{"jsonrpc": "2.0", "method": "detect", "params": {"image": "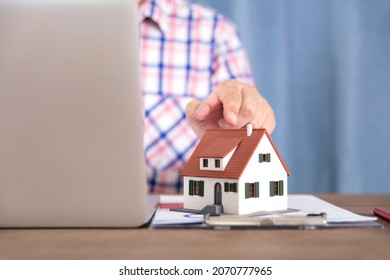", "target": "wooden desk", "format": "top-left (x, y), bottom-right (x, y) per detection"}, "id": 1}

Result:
top-left (0, 194), bottom-right (389, 260)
